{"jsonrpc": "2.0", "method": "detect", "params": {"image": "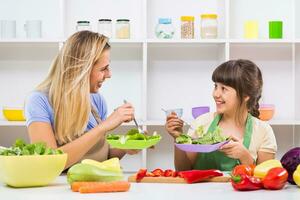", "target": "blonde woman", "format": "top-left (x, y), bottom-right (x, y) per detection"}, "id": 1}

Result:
top-left (25, 31), bottom-right (138, 169)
